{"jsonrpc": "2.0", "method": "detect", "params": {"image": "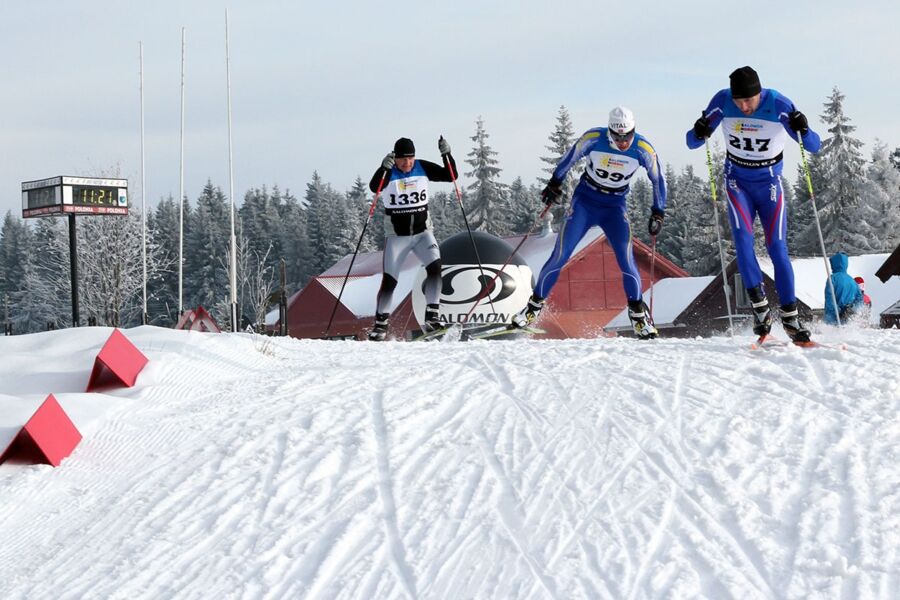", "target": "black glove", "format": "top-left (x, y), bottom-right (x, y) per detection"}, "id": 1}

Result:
top-left (381, 152), bottom-right (395, 171)
top-left (693, 114), bottom-right (713, 140)
top-left (788, 110), bottom-right (808, 135)
top-left (648, 211), bottom-right (664, 236)
top-left (438, 136), bottom-right (451, 156)
top-left (541, 180), bottom-right (563, 206)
